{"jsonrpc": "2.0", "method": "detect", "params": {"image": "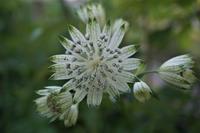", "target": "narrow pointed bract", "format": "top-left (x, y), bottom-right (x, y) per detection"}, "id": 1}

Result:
top-left (63, 104), bottom-right (79, 127)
